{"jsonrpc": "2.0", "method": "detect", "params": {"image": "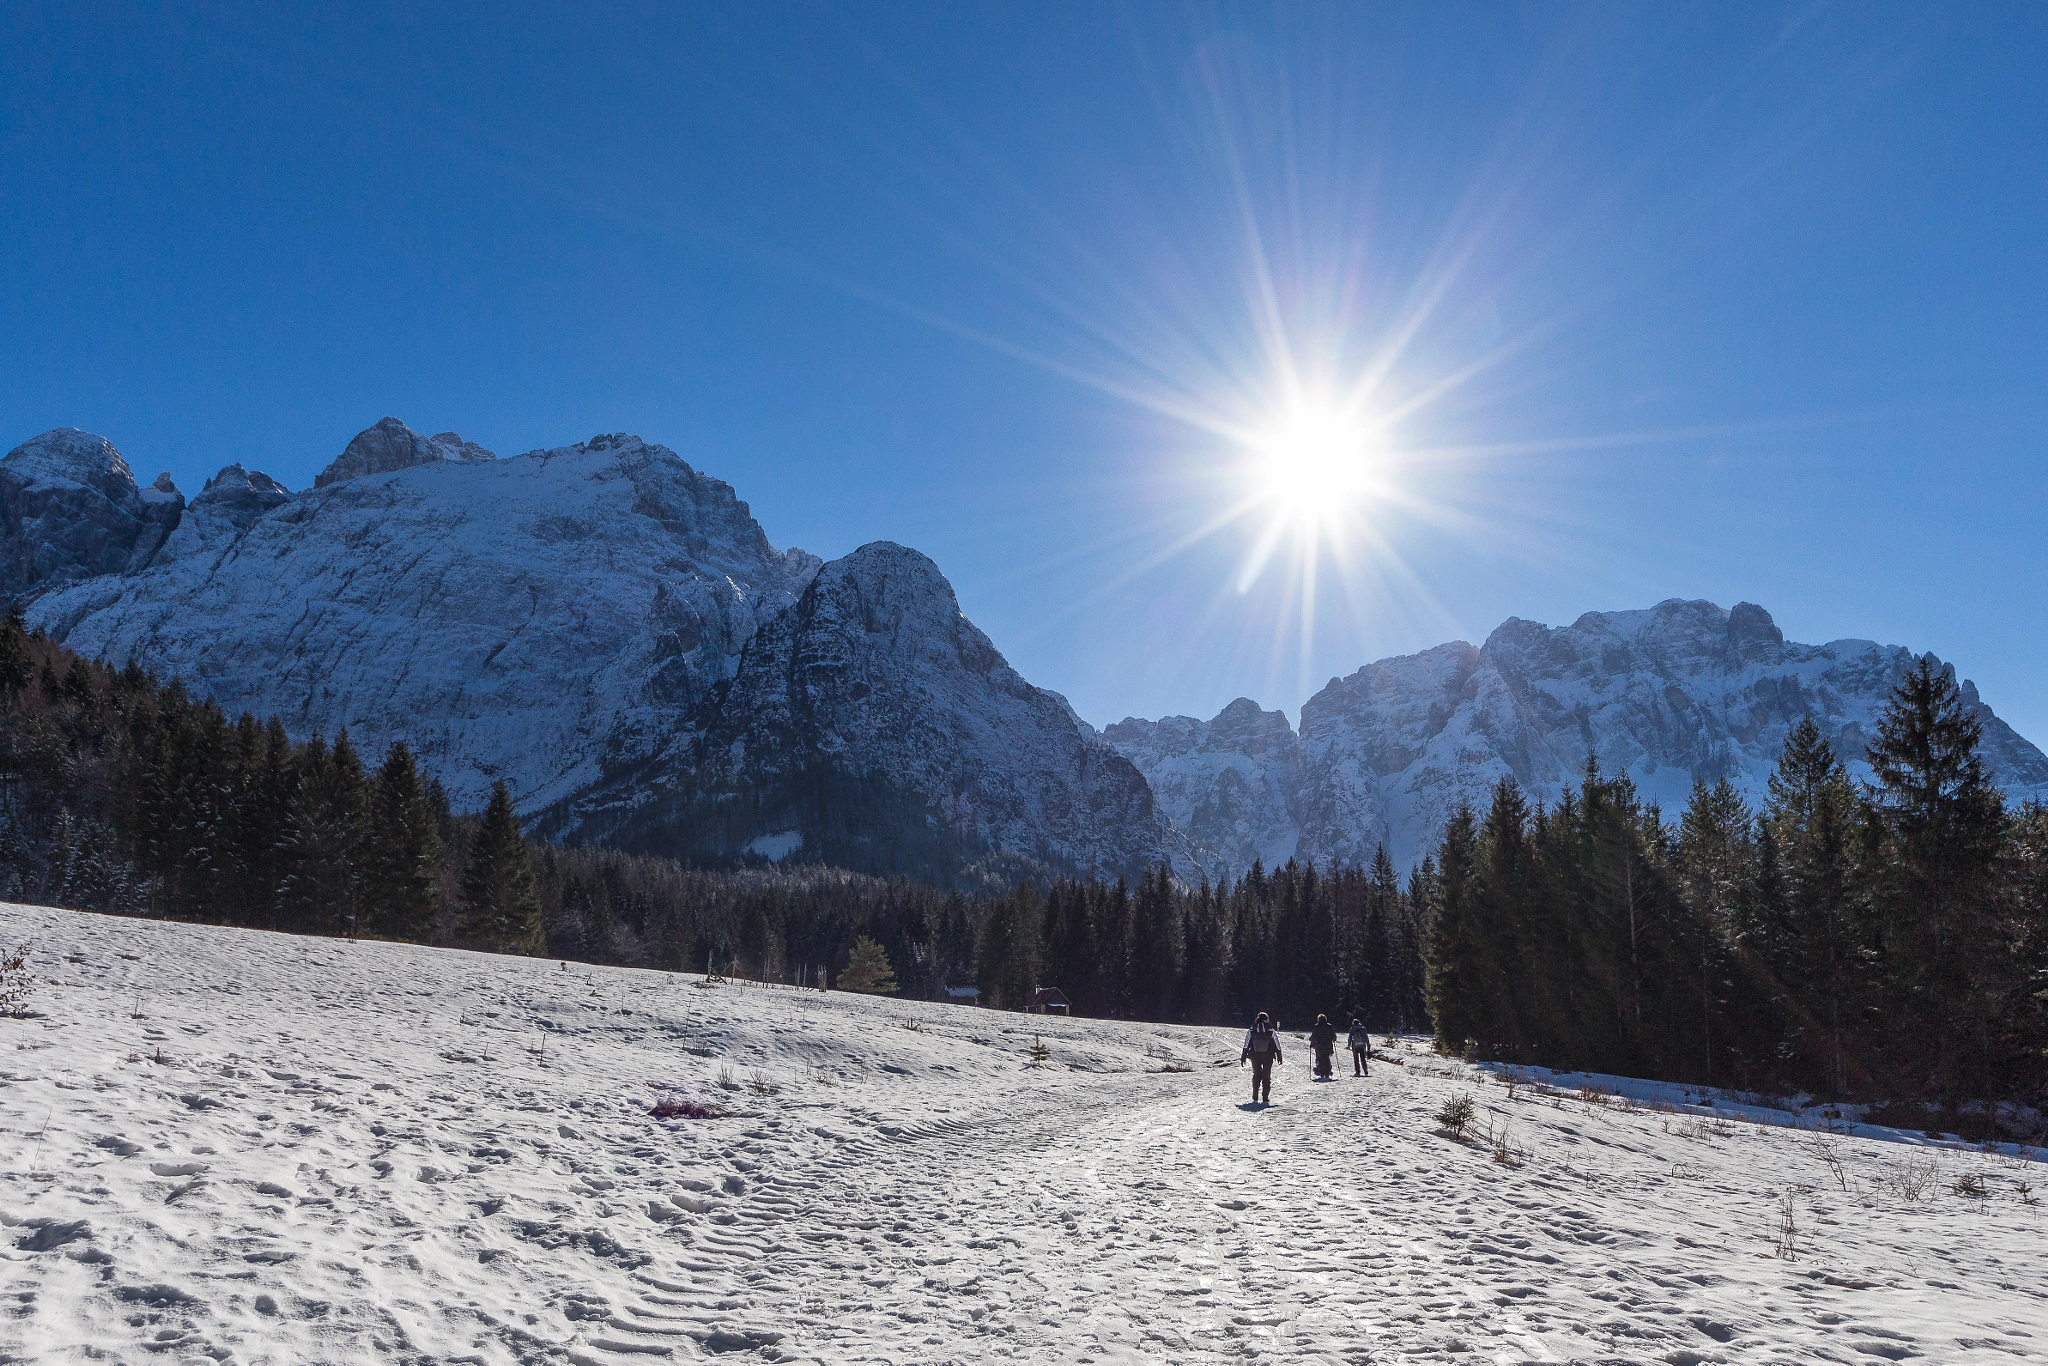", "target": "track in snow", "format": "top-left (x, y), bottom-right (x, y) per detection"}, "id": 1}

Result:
top-left (1, 903), bottom-right (2044, 1364)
